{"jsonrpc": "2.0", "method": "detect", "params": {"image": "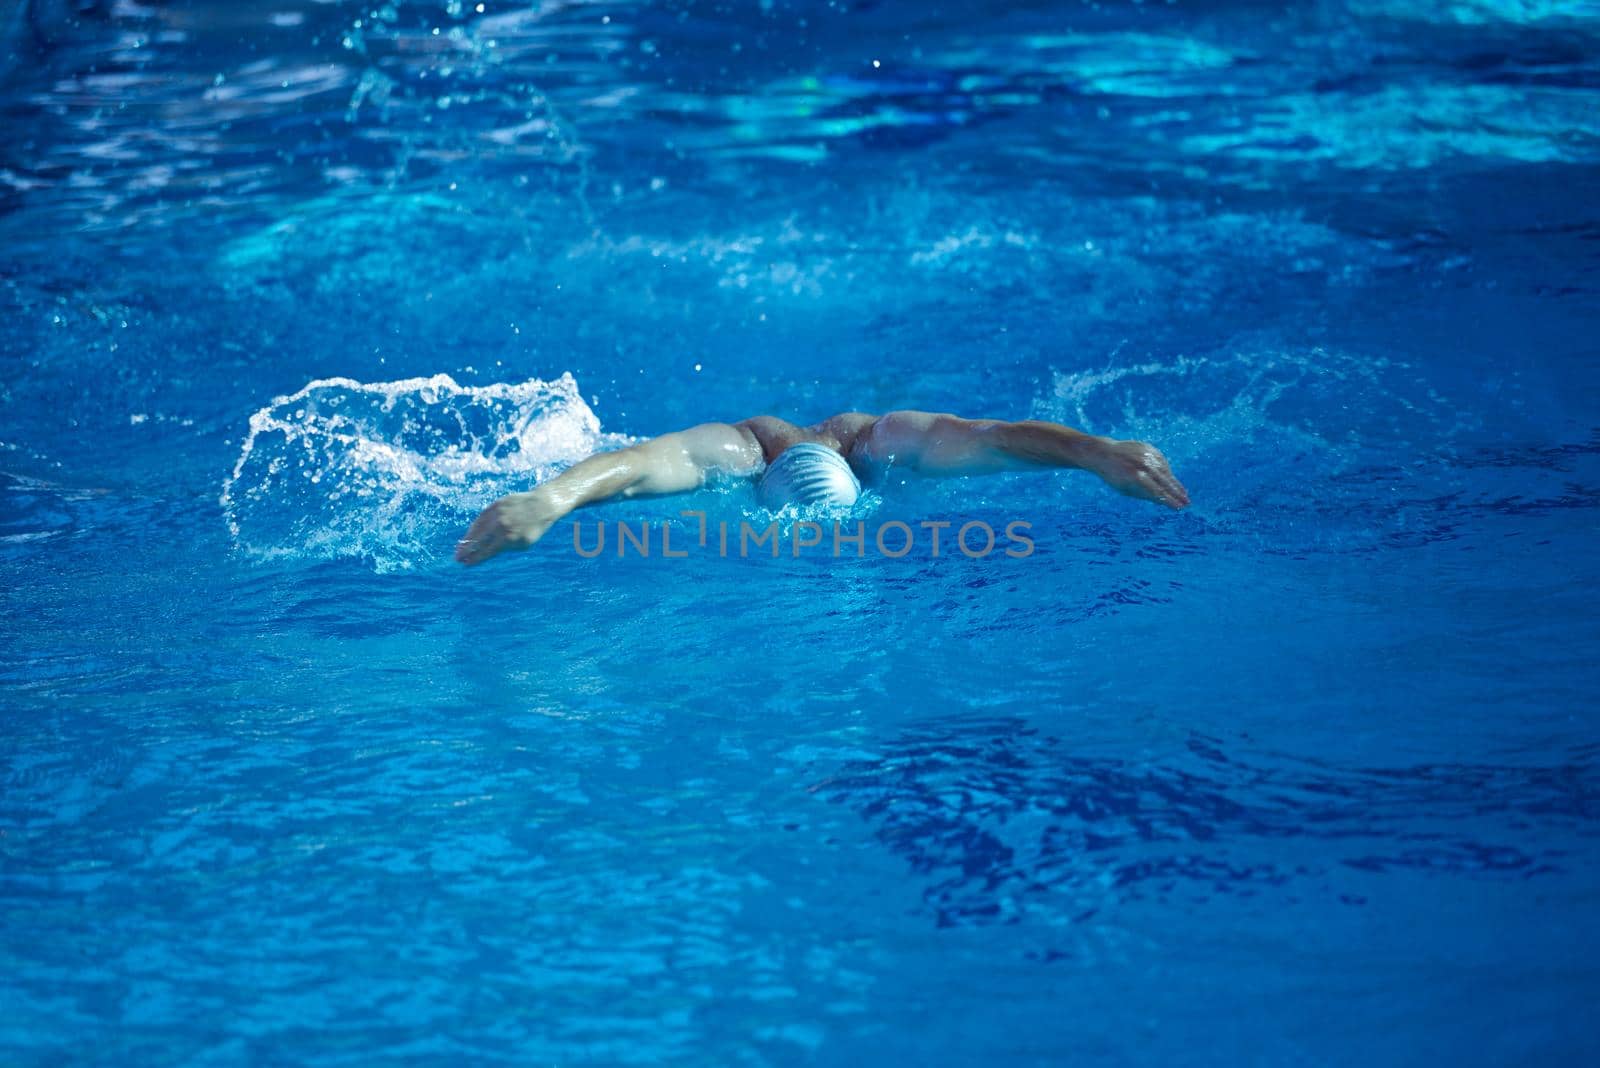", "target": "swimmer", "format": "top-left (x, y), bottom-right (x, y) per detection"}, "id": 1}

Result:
top-left (455, 410), bottom-right (1188, 565)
